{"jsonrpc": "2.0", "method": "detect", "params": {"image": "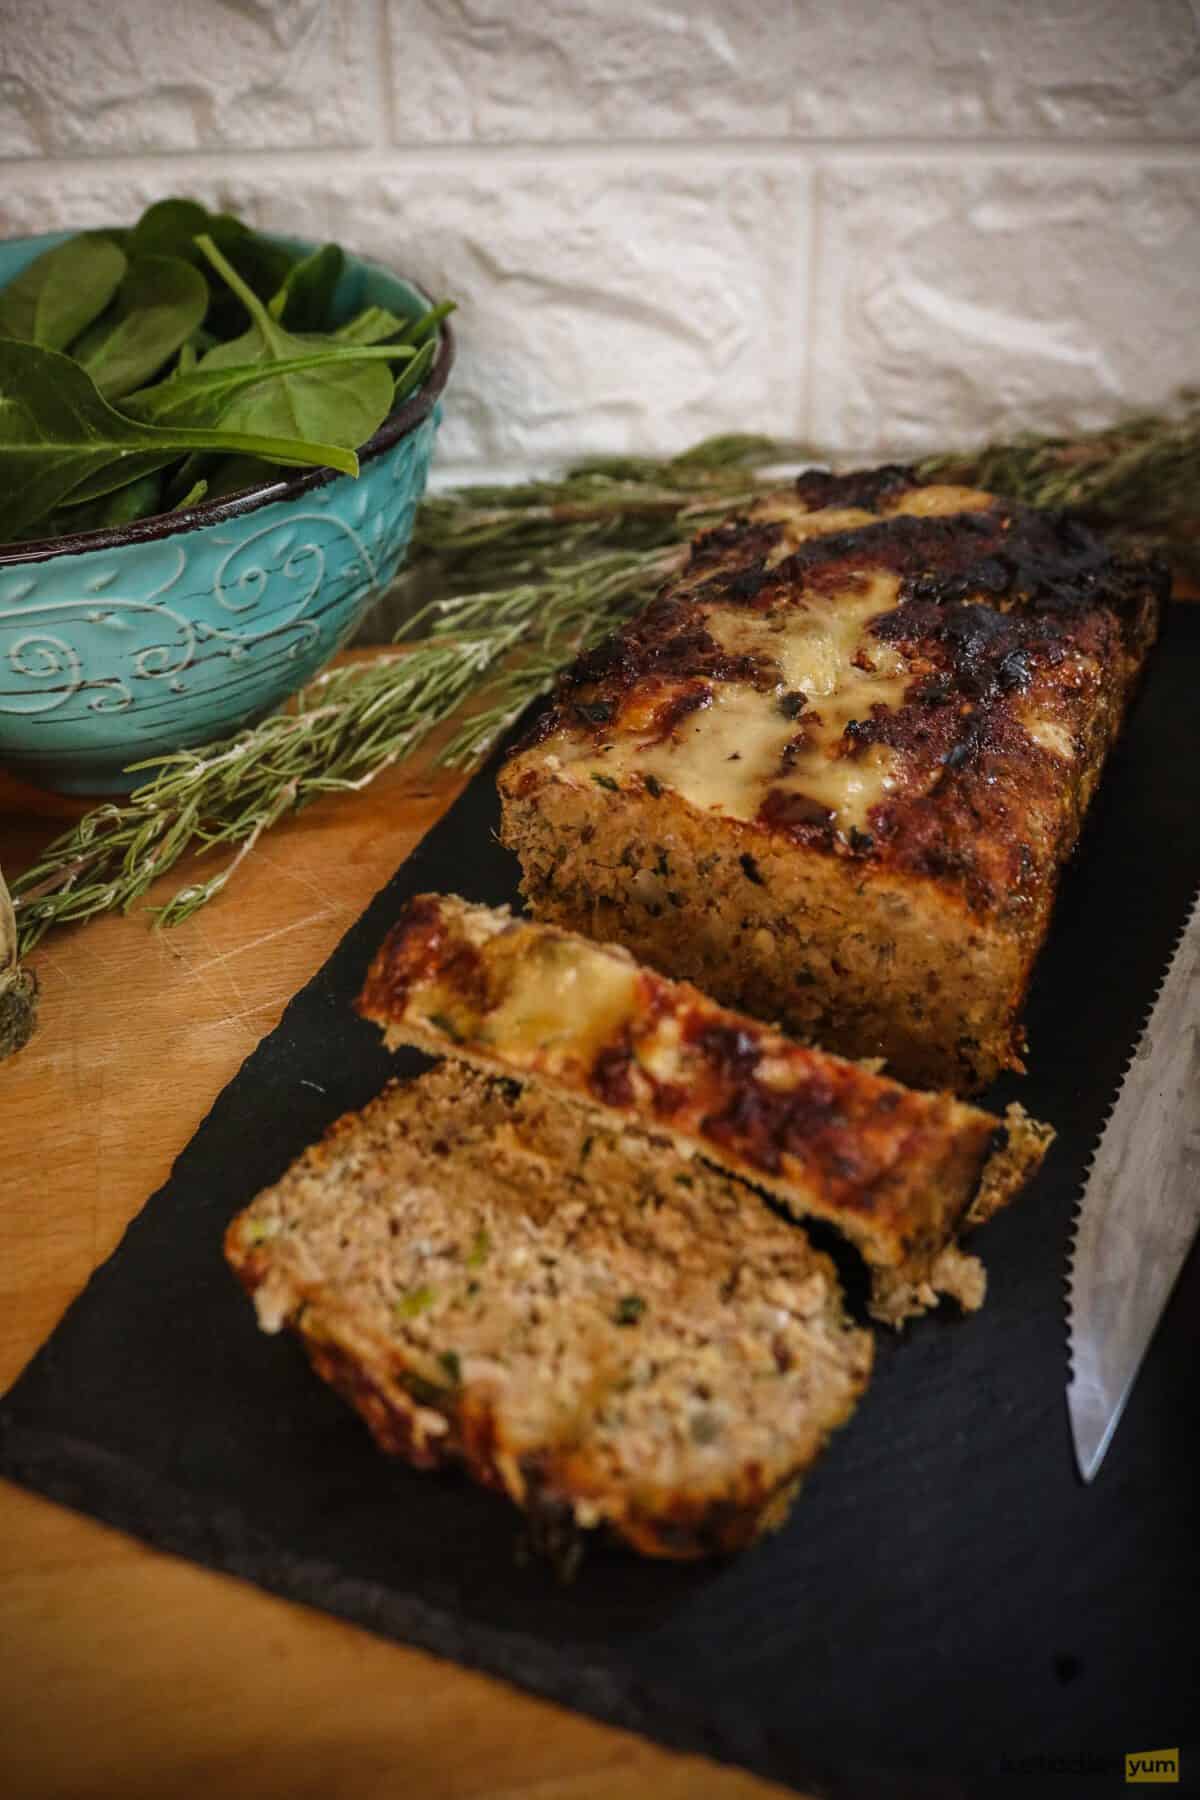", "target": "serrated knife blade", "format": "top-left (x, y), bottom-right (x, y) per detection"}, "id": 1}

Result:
top-left (1067, 888), bottom-right (1200, 1482)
